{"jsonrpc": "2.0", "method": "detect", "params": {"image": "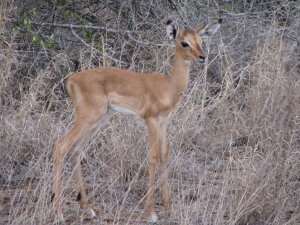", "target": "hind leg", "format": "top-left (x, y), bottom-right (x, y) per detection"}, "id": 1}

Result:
top-left (68, 109), bottom-right (113, 218)
top-left (52, 106), bottom-right (110, 221)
